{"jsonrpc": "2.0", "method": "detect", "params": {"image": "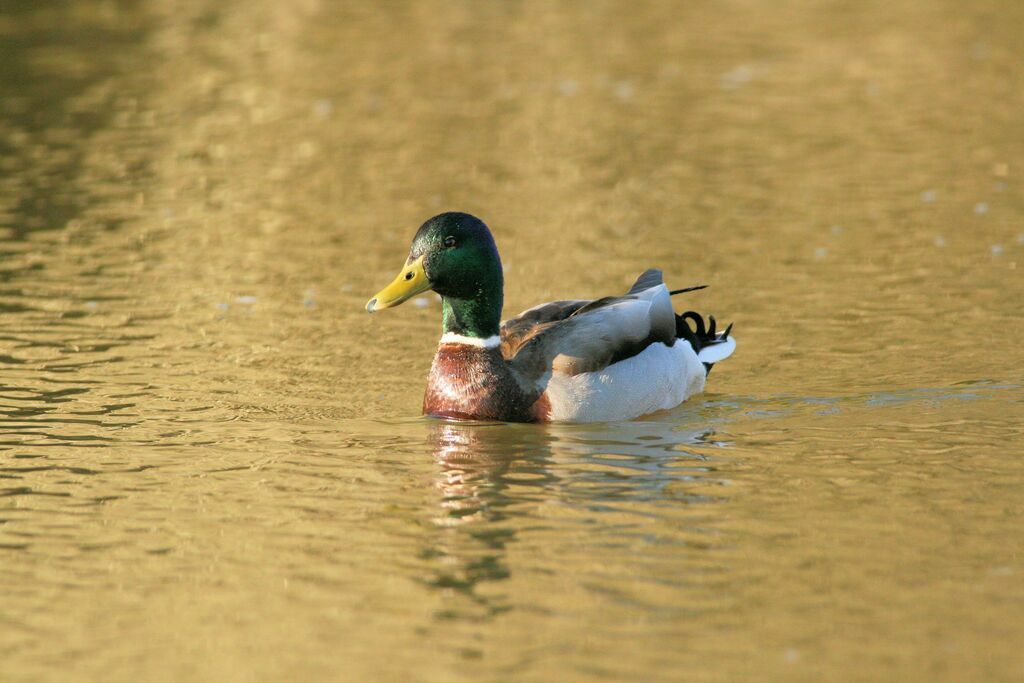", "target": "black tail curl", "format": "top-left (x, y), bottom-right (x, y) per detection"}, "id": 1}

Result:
top-left (676, 311), bottom-right (733, 375)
